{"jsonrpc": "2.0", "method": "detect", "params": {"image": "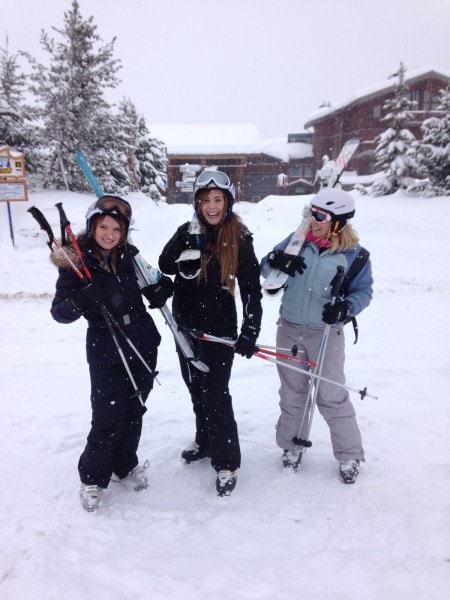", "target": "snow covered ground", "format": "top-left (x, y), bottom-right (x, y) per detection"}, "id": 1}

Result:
top-left (1, 189), bottom-right (449, 599)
